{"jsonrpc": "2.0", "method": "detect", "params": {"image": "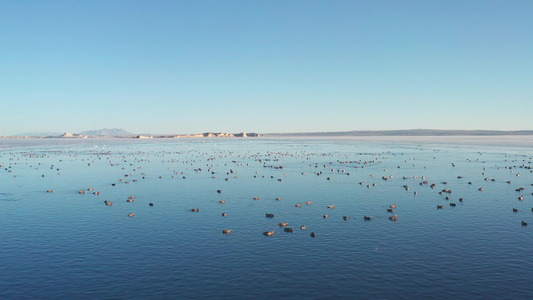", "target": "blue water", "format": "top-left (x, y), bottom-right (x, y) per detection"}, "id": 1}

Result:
top-left (1, 138), bottom-right (532, 299)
